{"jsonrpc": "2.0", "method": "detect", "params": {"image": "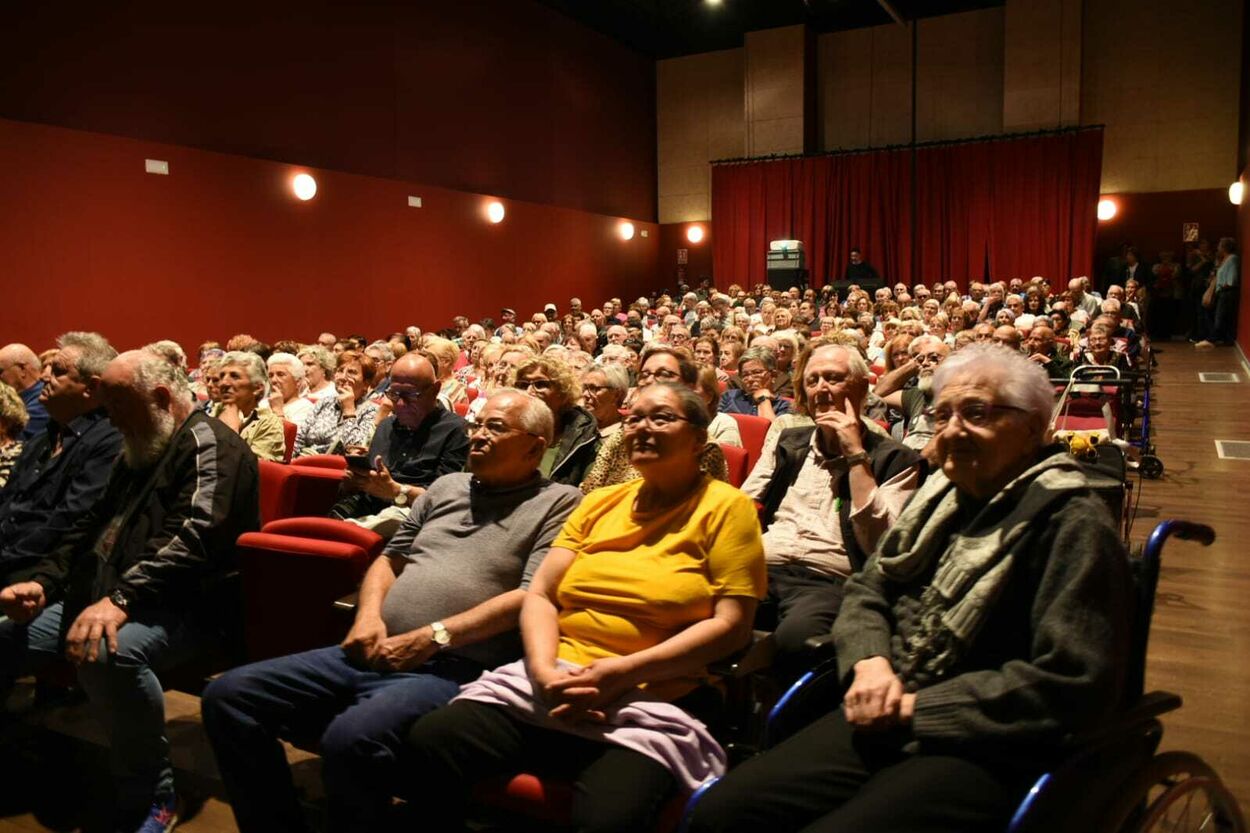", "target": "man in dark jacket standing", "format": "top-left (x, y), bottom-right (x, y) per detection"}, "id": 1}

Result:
top-left (0, 349), bottom-right (260, 833)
